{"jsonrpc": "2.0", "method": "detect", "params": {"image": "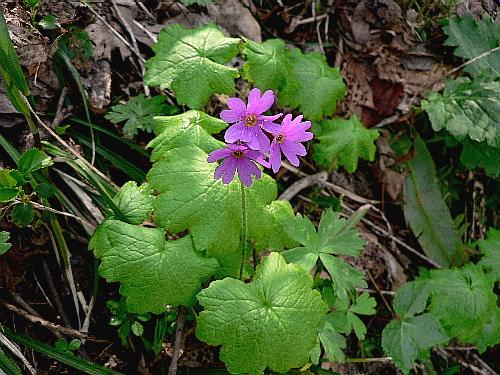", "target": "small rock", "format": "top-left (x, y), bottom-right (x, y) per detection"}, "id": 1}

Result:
top-left (206, 0), bottom-right (261, 41)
